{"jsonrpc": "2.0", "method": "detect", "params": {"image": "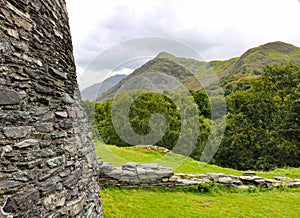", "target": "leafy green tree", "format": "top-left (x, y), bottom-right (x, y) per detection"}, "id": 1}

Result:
top-left (215, 63), bottom-right (300, 170)
top-left (191, 89), bottom-right (211, 118)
